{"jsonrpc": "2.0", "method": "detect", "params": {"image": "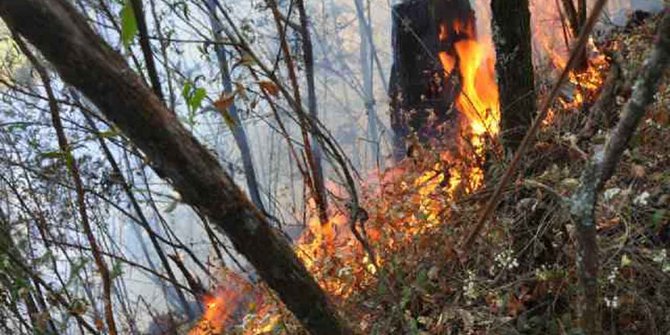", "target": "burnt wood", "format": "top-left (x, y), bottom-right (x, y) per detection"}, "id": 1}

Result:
top-left (389, 0), bottom-right (474, 160)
